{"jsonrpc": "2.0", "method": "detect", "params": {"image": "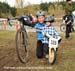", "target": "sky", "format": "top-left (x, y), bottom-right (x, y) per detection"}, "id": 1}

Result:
top-left (0, 0), bottom-right (75, 7)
